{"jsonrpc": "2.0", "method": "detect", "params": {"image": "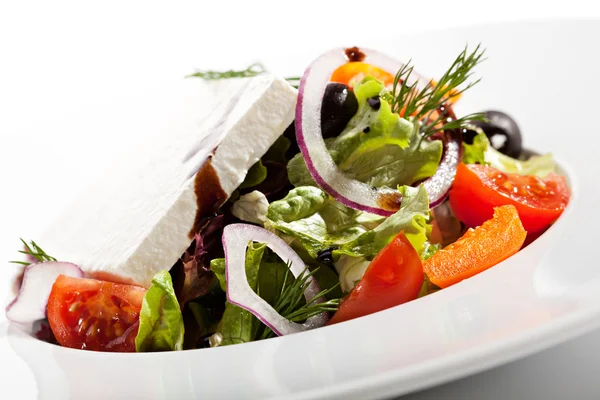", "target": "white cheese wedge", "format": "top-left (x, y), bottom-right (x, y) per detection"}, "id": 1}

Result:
top-left (40, 75), bottom-right (297, 288)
